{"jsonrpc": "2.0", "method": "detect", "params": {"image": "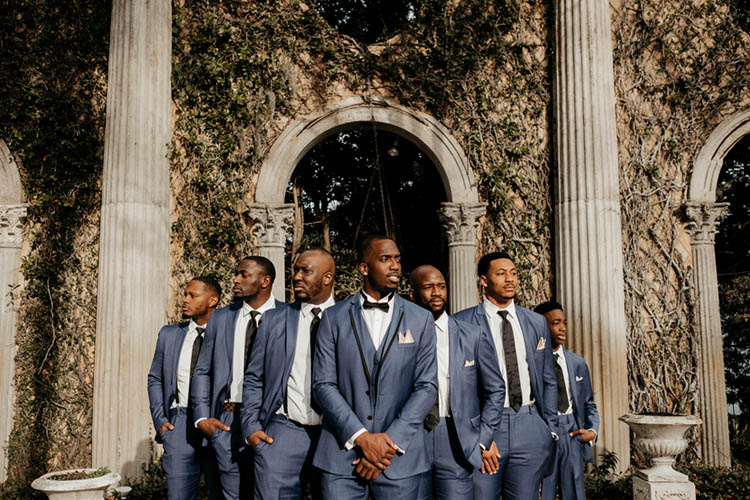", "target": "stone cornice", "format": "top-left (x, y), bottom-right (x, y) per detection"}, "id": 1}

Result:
top-left (247, 203), bottom-right (294, 247)
top-left (684, 202), bottom-right (729, 245)
top-left (439, 202), bottom-right (486, 245)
